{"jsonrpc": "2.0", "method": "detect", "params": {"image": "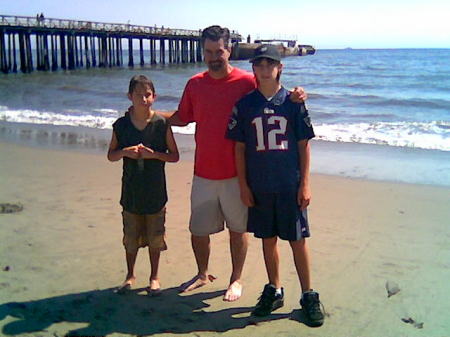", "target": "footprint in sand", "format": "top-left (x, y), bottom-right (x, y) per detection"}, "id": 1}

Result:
top-left (0, 203), bottom-right (24, 214)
